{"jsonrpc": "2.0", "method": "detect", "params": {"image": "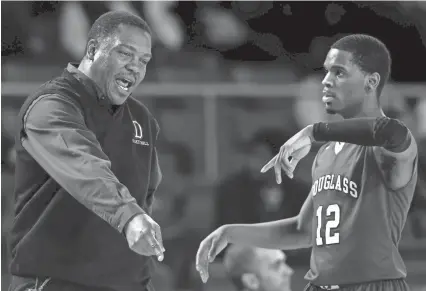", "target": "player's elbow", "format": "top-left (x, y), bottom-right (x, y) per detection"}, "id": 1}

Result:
top-left (276, 216), bottom-right (312, 249)
top-left (375, 117), bottom-right (410, 152)
top-left (297, 228), bottom-right (313, 248)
